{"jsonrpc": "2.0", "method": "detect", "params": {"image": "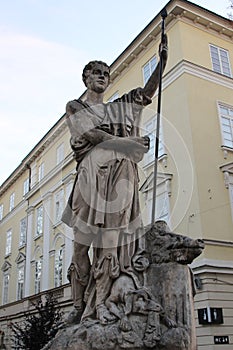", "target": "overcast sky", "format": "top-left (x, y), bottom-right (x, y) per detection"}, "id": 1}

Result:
top-left (0, 0), bottom-right (231, 185)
